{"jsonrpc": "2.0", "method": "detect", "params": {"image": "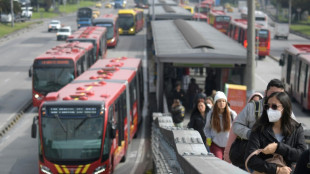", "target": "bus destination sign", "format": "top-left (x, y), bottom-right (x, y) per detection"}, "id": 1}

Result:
top-left (47, 106), bottom-right (98, 116)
